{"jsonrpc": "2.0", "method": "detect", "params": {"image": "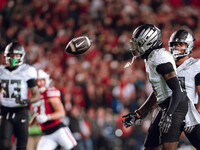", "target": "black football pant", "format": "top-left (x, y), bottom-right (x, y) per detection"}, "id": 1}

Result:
top-left (144, 96), bottom-right (188, 147)
top-left (184, 124), bottom-right (200, 150)
top-left (0, 106), bottom-right (29, 150)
